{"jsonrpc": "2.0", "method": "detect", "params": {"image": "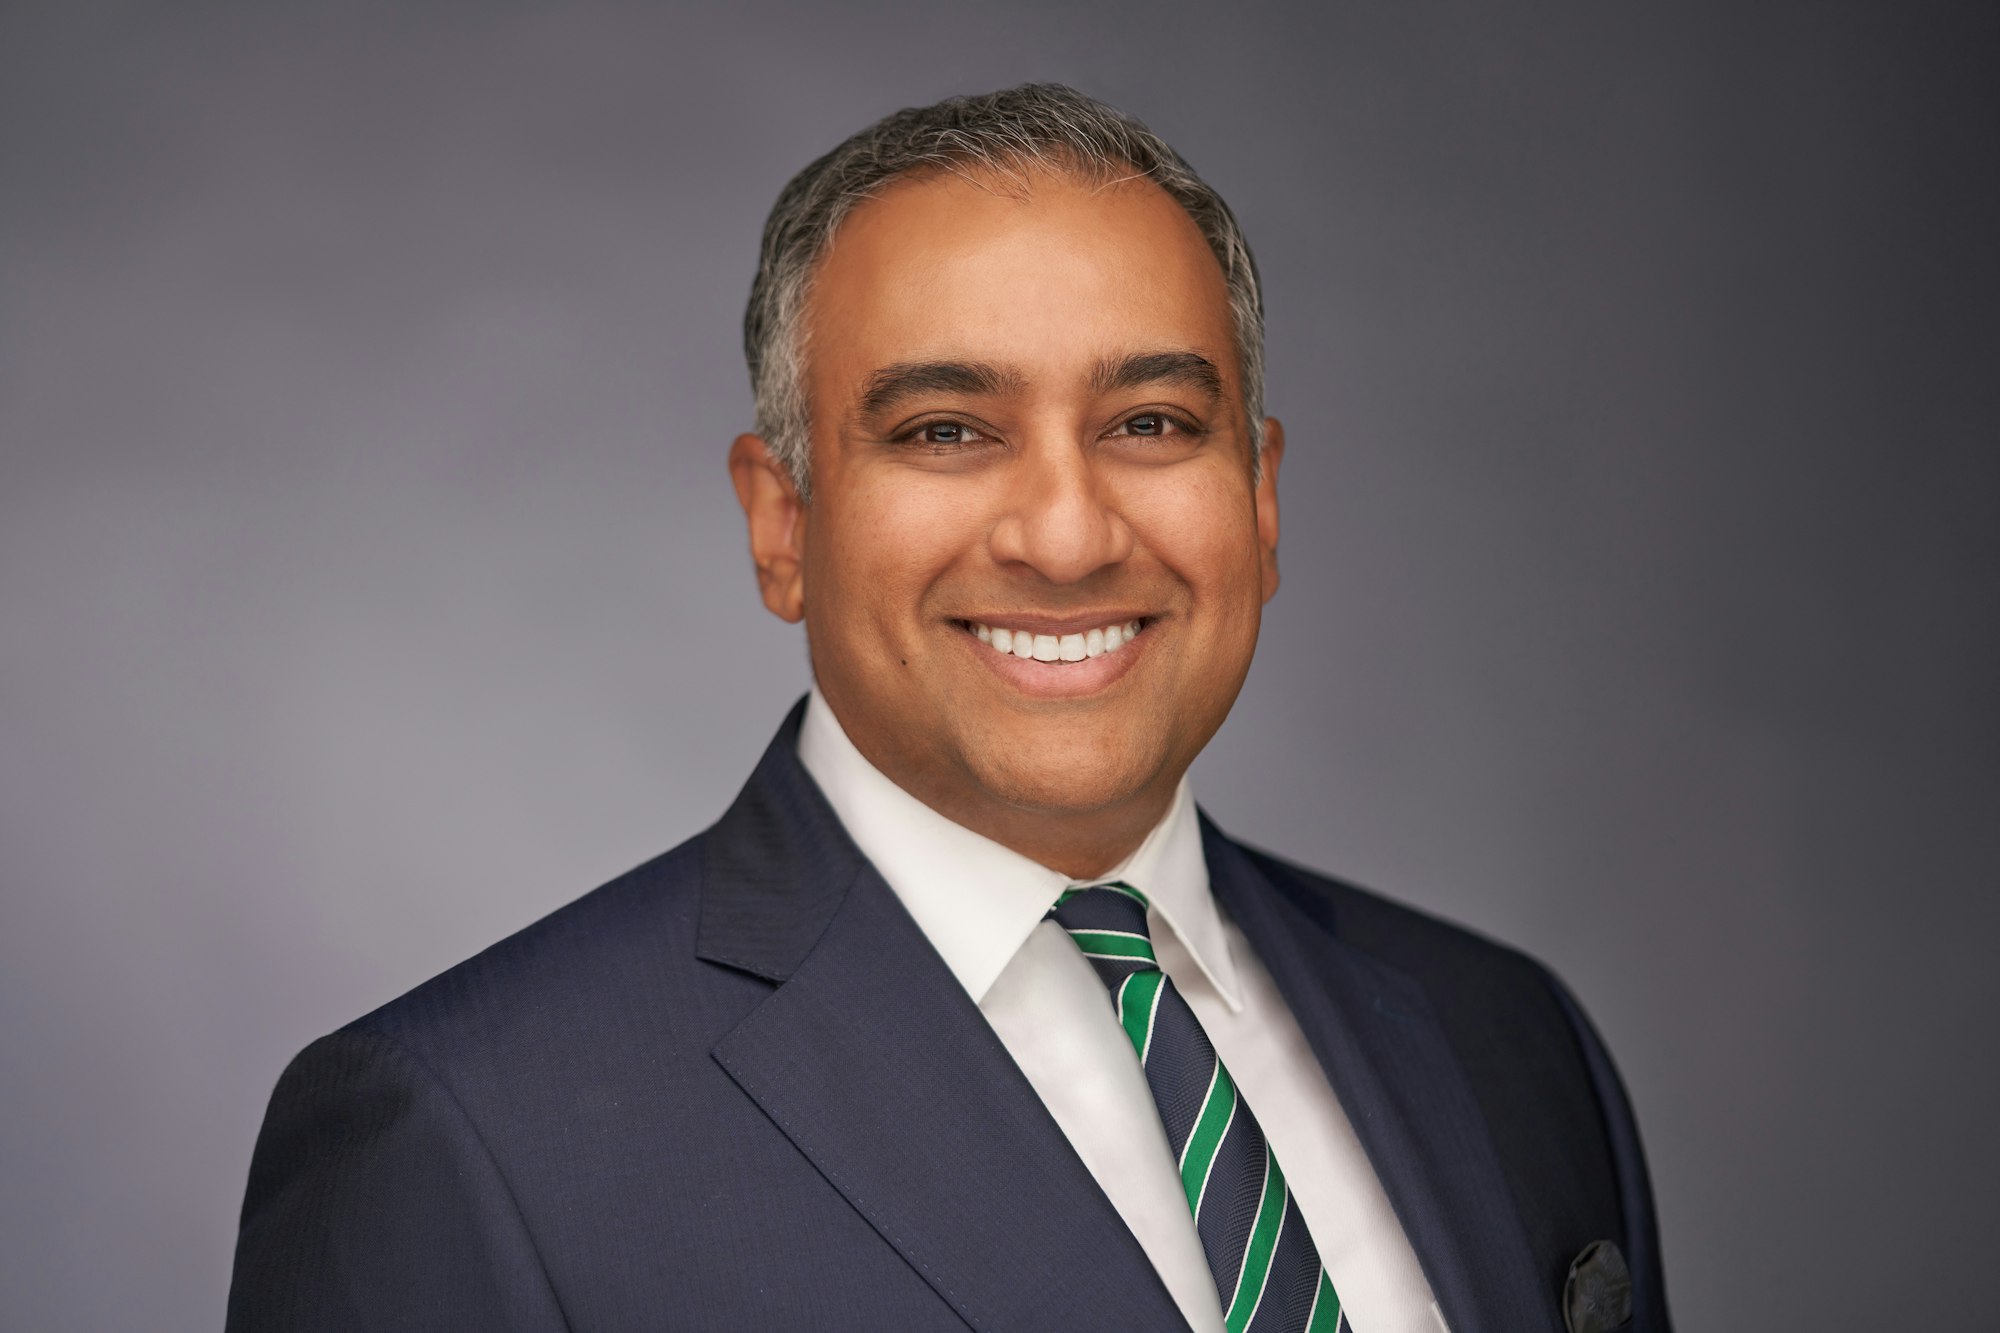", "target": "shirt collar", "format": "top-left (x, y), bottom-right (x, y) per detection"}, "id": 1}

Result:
top-left (795, 685), bottom-right (1241, 1010)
